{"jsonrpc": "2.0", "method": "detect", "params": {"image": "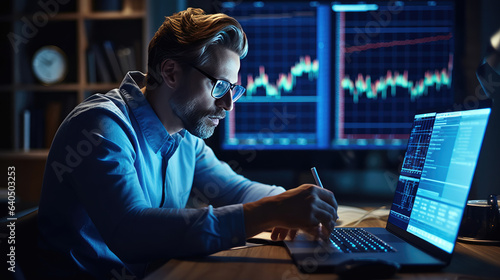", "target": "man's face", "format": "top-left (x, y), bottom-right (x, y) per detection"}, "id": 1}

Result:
top-left (170, 46), bottom-right (240, 139)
